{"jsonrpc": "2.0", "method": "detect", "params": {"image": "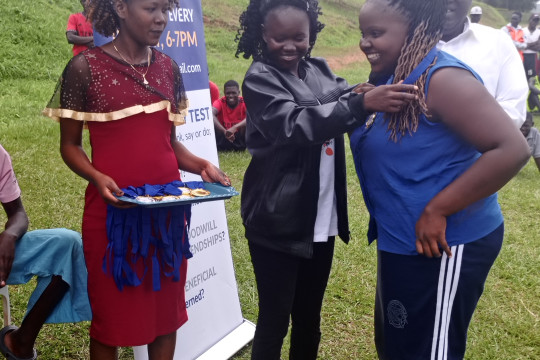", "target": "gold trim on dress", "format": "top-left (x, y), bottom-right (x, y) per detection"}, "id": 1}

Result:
top-left (42, 99), bottom-right (189, 126)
